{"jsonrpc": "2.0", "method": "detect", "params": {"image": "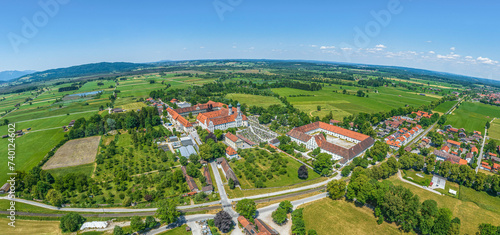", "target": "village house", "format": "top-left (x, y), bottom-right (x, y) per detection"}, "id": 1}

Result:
top-left (226, 146), bottom-right (239, 159)
top-left (433, 150), bottom-right (467, 165)
top-left (181, 166), bottom-right (199, 192)
top-left (217, 157), bottom-right (240, 186)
